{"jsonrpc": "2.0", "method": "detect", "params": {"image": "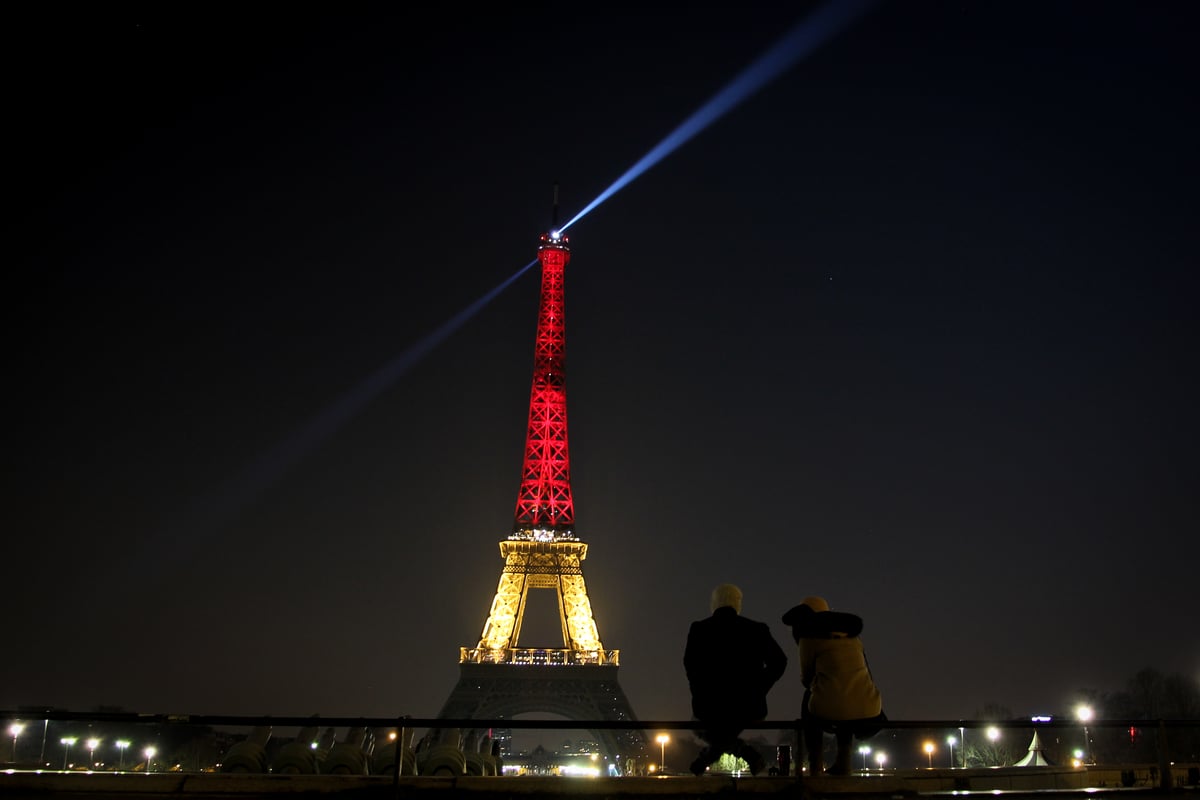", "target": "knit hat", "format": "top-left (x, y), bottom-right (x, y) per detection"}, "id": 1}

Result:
top-left (781, 595), bottom-right (830, 627)
top-left (710, 583), bottom-right (743, 614)
top-left (801, 595), bottom-right (829, 613)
